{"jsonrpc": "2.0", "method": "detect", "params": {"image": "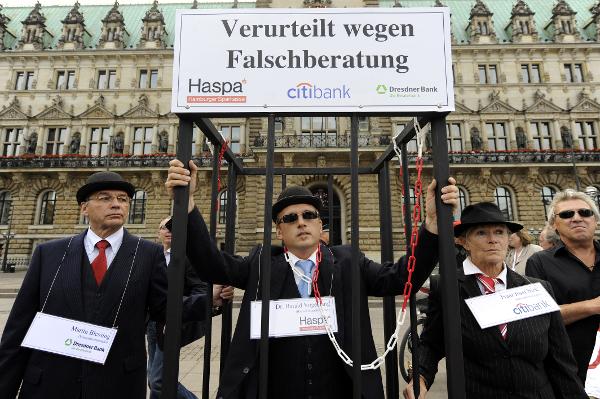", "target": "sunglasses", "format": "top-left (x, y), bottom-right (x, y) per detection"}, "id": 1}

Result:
top-left (277, 210), bottom-right (320, 224)
top-left (555, 208), bottom-right (595, 219)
